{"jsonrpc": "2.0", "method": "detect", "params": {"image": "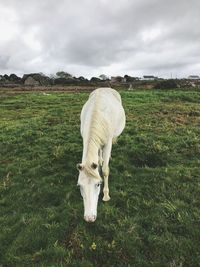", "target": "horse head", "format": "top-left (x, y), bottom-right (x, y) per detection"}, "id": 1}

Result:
top-left (77, 163), bottom-right (102, 222)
